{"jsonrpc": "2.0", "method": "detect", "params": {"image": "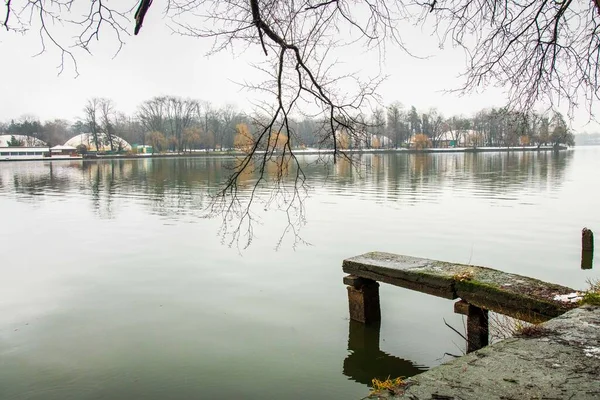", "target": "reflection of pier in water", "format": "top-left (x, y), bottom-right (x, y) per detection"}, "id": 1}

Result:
top-left (342, 320), bottom-right (426, 386)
